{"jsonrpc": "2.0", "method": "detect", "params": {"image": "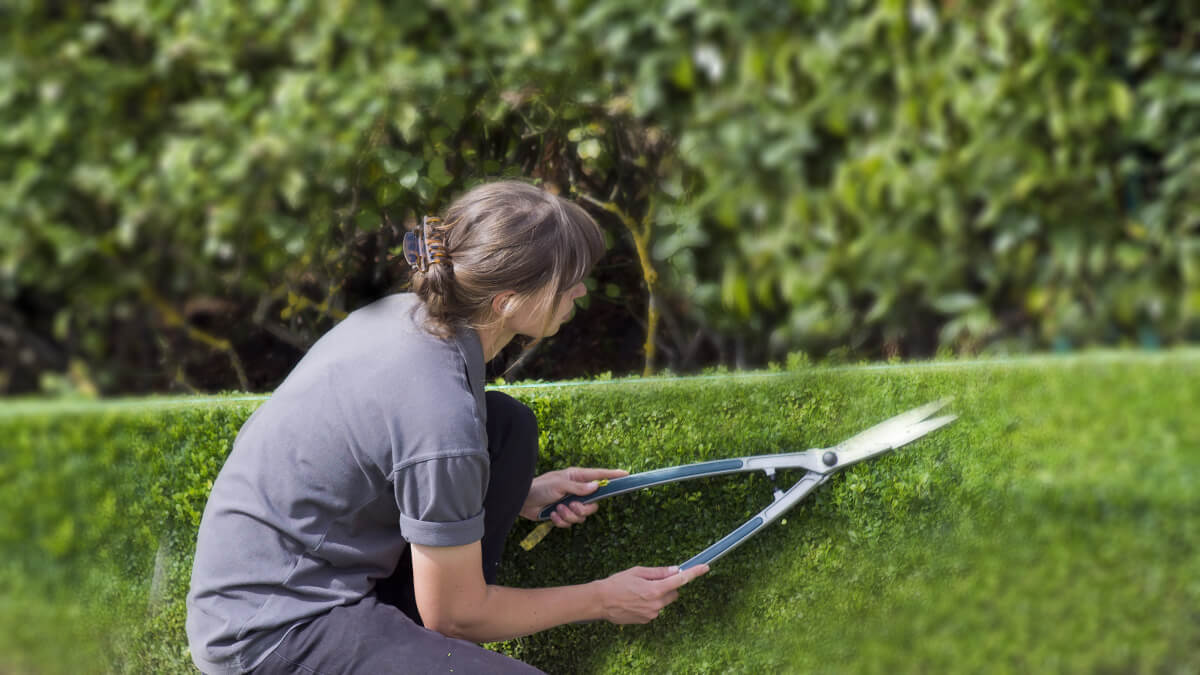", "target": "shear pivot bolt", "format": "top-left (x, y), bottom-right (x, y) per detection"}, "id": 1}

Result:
top-left (822, 451), bottom-right (838, 467)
